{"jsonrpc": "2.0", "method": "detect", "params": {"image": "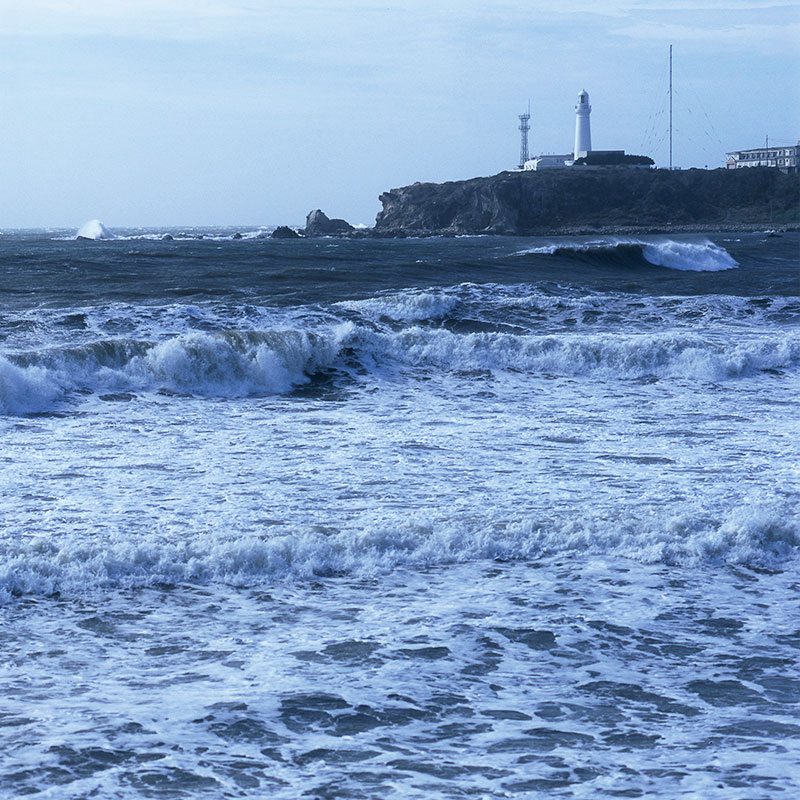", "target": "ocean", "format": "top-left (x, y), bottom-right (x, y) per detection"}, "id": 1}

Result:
top-left (1, 229), bottom-right (798, 799)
